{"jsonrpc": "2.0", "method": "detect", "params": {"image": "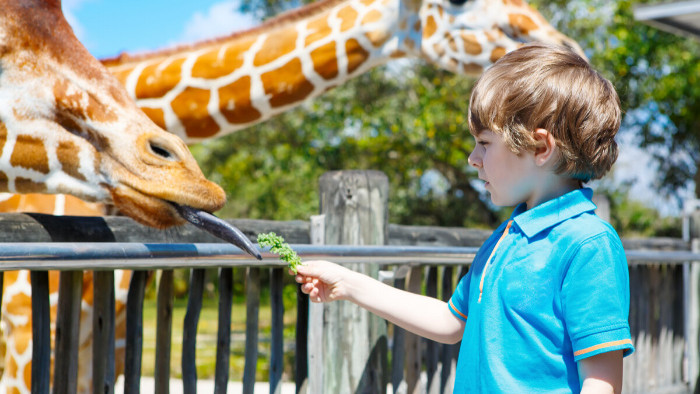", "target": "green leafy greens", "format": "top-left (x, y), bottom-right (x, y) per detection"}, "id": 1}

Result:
top-left (257, 232), bottom-right (302, 273)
